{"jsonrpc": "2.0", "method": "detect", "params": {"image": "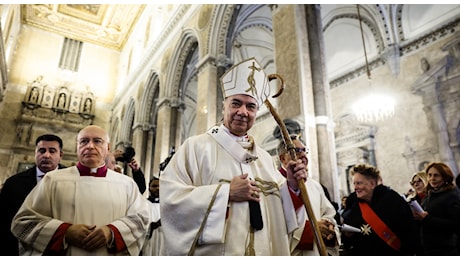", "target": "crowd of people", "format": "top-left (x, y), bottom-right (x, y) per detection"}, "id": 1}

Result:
top-left (0, 57), bottom-right (459, 256)
top-left (338, 162), bottom-right (460, 256)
